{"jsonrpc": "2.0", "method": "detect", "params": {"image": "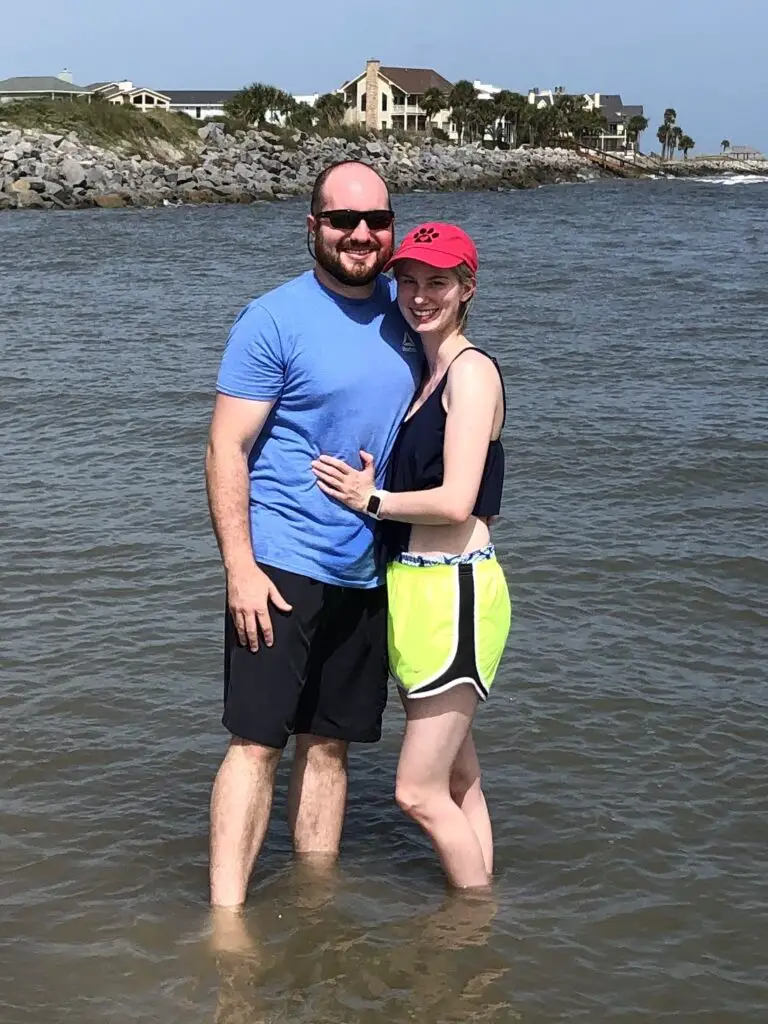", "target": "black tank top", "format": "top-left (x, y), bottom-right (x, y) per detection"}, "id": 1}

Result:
top-left (381, 347), bottom-right (506, 557)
